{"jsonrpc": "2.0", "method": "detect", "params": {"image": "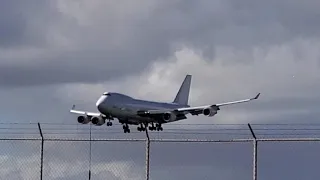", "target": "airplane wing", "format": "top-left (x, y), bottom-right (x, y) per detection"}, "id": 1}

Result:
top-left (69, 105), bottom-right (102, 117)
top-left (137, 93), bottom-right (260, 116)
